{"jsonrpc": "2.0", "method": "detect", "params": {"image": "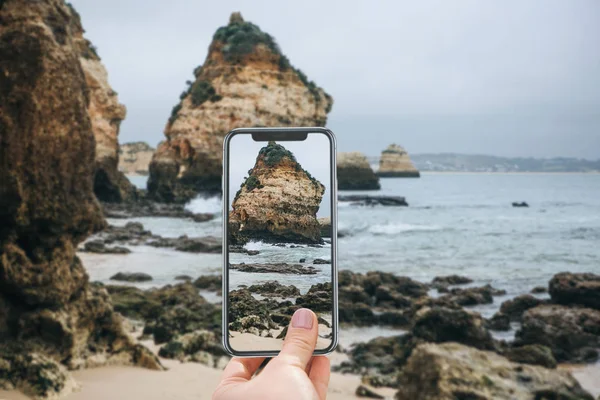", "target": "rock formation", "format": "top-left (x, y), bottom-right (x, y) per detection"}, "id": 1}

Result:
top-left (147, 12), bottom-right (333, 203)
top-left (377, 144), bottom-right (420, 178)
top-left (119, 141), bottom-right (156, 176)
top-left (337, 152), bottom-right (381, 190)
top-left (0, 1), bottom-right (160, 397)
top-left (395, 343), bottom-right (593, 400)
top-left (68, 4), bottom-right (136, 202)
top-left (228, 141), bottom-right (325, 244)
